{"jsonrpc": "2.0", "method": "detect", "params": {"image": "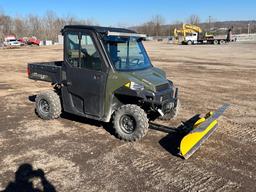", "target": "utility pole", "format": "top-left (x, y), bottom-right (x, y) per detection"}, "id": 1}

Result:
top-left (248, 23), bottom-right (250, 35)
top-left (208, 16), bottom-right (211, 31)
